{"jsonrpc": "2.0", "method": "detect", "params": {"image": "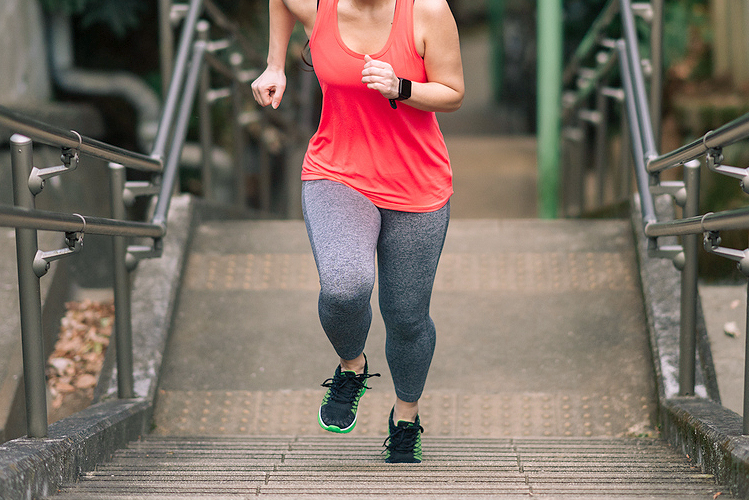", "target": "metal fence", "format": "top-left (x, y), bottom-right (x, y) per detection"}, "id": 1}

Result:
top-left (0, 0), bottom-right (303, 438)
top-left (561, 0), bottom-right (749, 433)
